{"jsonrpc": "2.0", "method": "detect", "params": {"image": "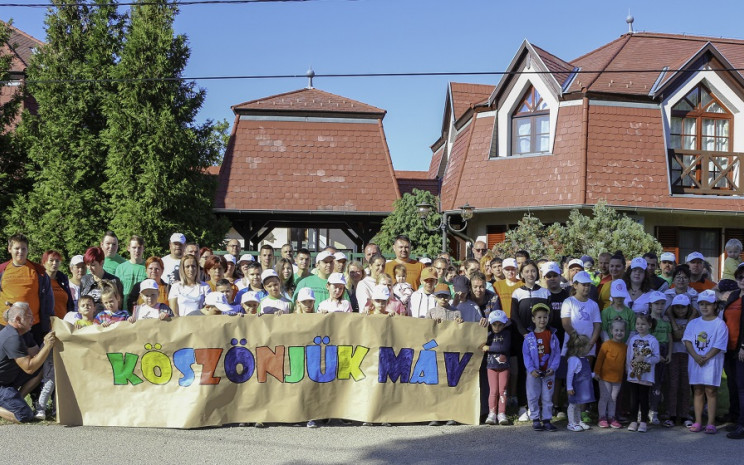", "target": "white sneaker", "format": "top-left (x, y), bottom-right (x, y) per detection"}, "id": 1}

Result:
top-left (485, 412), bottom-right (497, 425)
top-left (649, 411), bottom-right (660, 425)
top-left (517, 407), bottom-right (530, 422)
top-left (567, 423), bottom-right (583, 432)
top-left (578, 421), bottom-right (591, 430)
top-left (34, 409), bottom-right (46, 421)
top-left (497, 413), bottom-right (509, 425)
top-left (553, 411), bottom-right (567, 421)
